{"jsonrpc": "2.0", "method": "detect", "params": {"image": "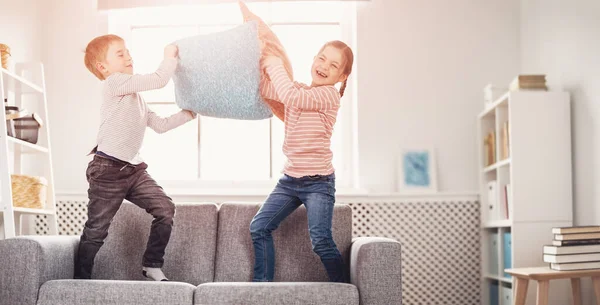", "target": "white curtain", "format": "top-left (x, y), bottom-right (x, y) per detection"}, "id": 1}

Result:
top-left (98, 0), bottom-right (369, 11)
